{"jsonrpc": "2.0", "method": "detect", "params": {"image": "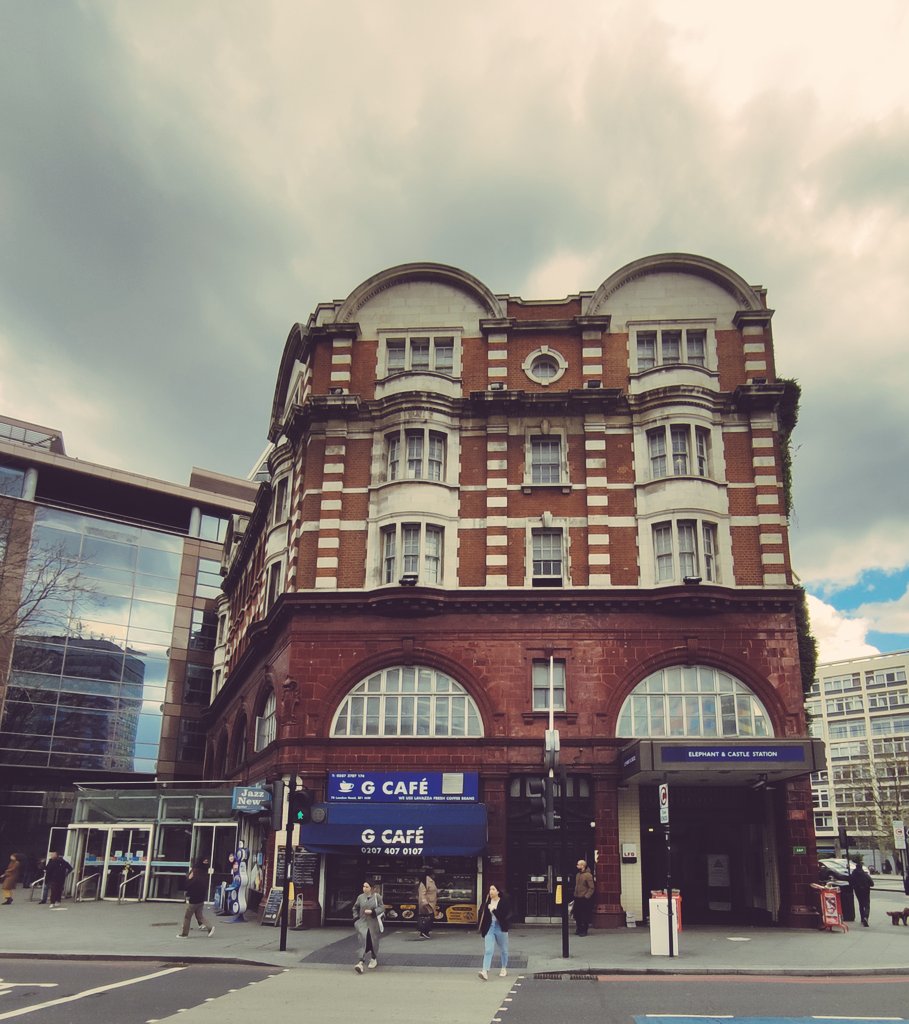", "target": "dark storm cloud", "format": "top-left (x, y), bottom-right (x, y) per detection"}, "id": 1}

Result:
top-left (0, 3), bottom-right (302, 479)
